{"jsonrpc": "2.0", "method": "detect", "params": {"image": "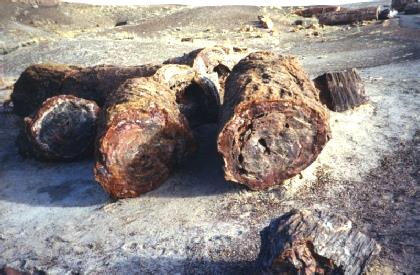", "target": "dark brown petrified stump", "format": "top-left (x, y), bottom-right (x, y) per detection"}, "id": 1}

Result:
top-left (217, 52), bottom-right (330, 190)
top-left (17, 95), bottom-right (99, 161)
top-left (94, 77), bottom-right (195, 199)
top-left (313, 68), bottom-right (368, 112)
top-left (11, 63), bottom-right (160, 117)
top-left (257, 209), bottom-right (381, 275)
top-left (318, 6), bottom-right (380, 25)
